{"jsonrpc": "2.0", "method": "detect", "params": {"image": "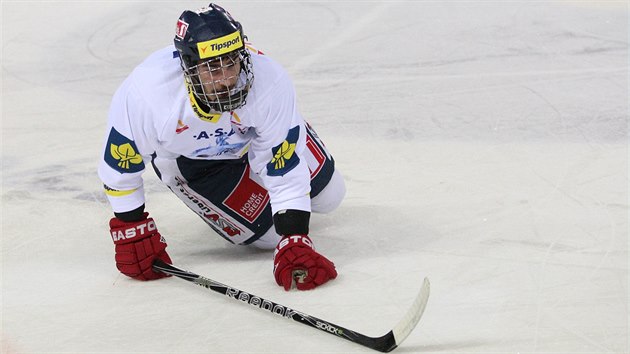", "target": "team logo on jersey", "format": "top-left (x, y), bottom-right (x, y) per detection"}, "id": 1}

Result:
top-left (104, 127), bottom-right (144, 173)
top-left (176, 120), bottom-right (189, 134)
top-left (230, 111), bottom-right (242, 124)
top-left (267, 126), bottom-right (300, 176)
